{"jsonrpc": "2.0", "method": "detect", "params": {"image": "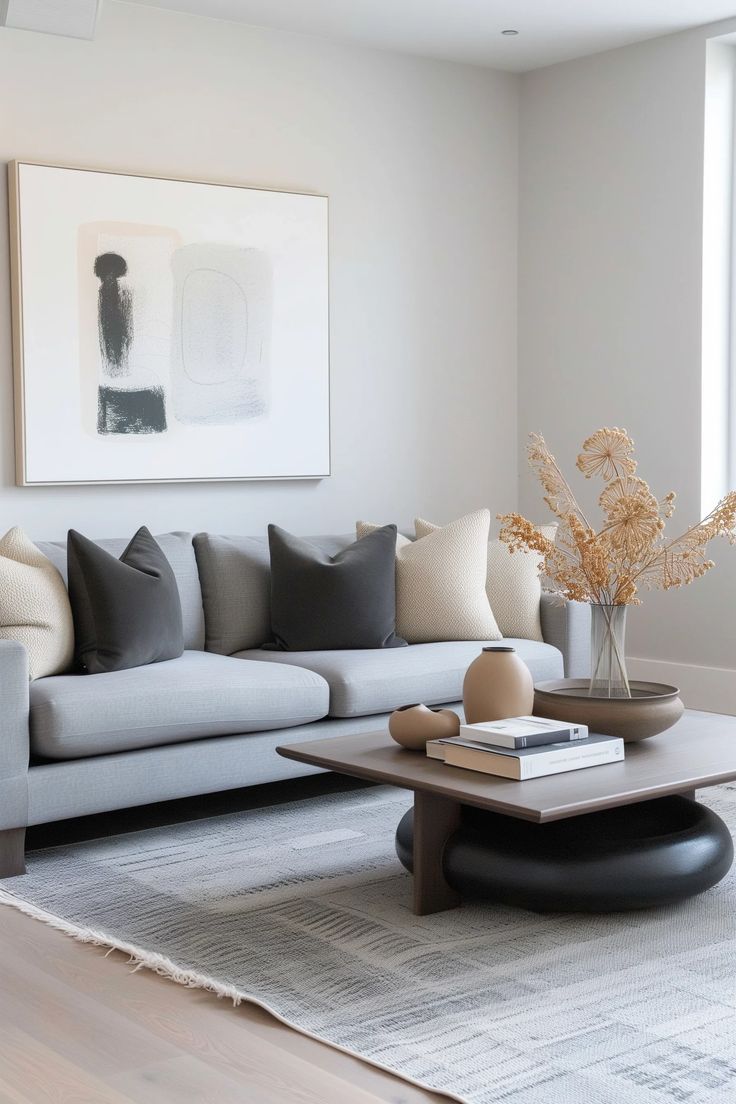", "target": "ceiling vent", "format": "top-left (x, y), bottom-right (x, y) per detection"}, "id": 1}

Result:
top-left (0, 0), bottom-right (101, 40)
